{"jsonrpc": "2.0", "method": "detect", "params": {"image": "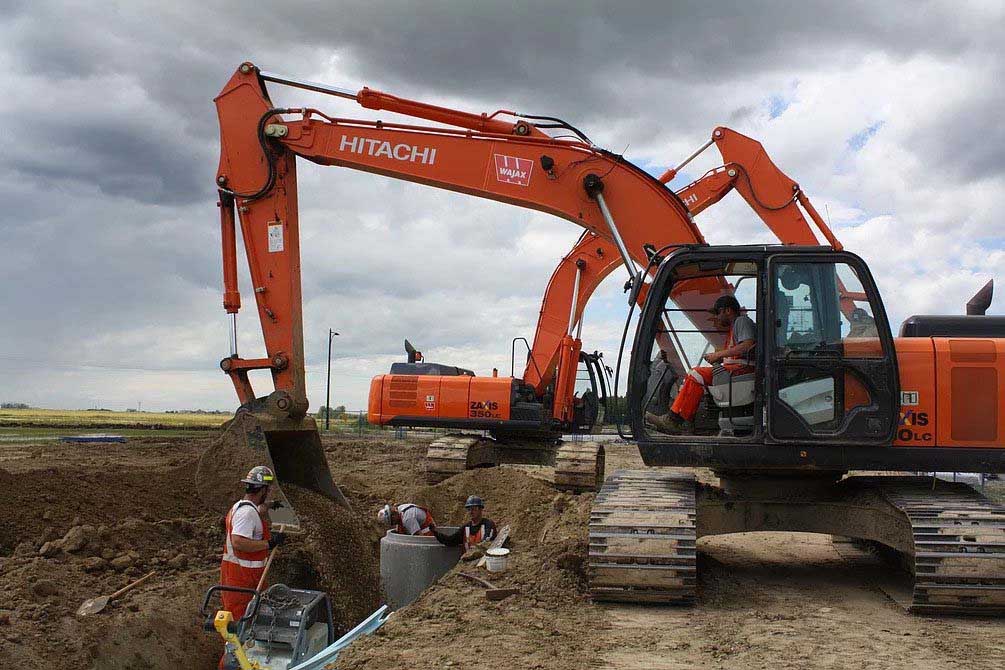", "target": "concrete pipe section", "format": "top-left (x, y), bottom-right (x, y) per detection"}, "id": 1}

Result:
top-left (380, 527), bottom-right (463, 609)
